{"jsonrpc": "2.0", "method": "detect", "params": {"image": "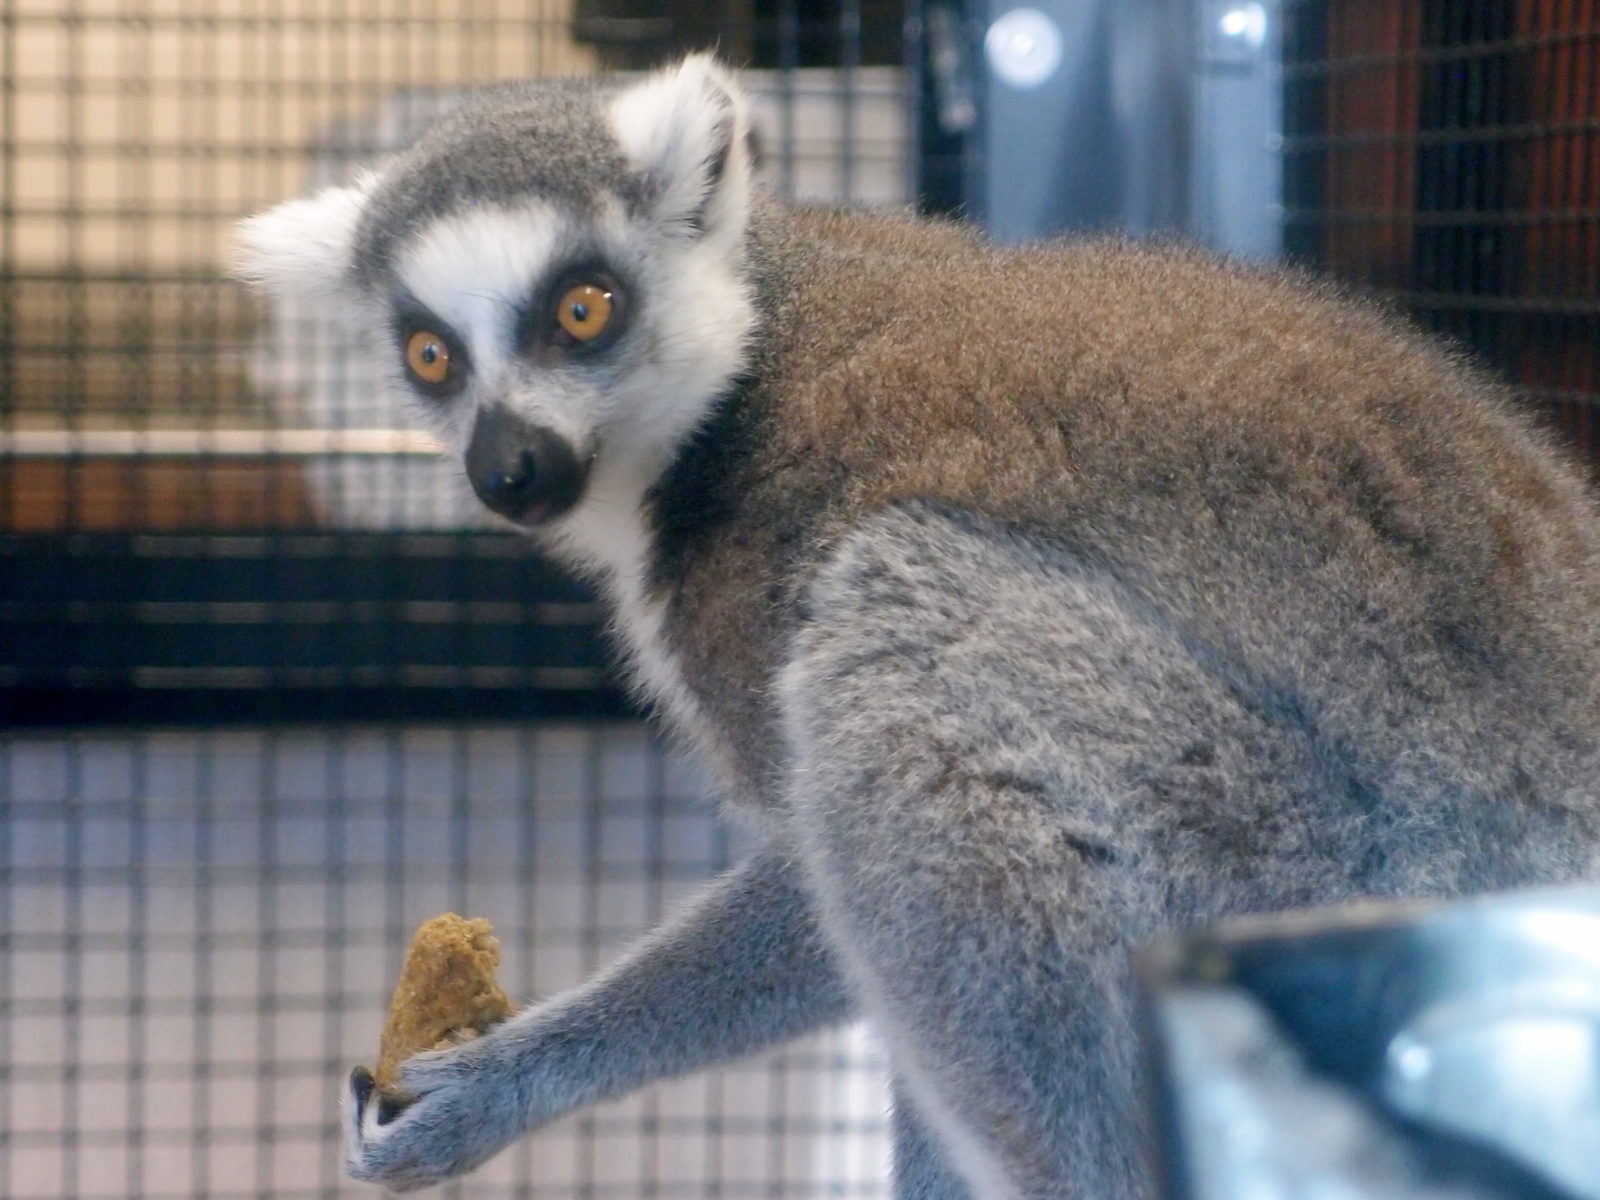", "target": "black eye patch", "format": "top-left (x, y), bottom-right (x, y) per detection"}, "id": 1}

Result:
top-left (514, 258), bottom-right (633, 359)
top-left (389, 291), bottom-right (470, 396)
